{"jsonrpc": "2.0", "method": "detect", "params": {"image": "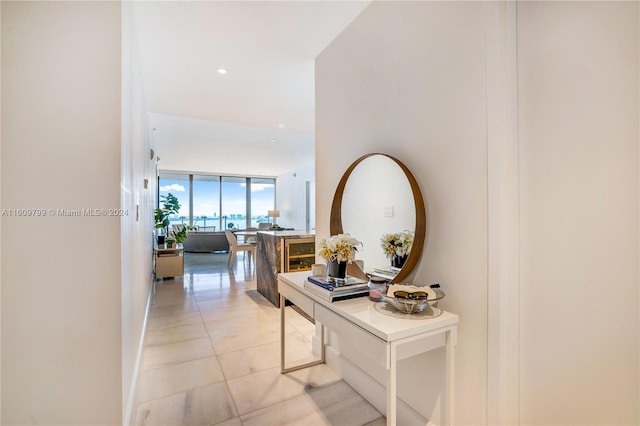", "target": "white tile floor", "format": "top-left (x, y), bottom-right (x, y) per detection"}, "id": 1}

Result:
top-left (133, 252), bottom-right (385, 426)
